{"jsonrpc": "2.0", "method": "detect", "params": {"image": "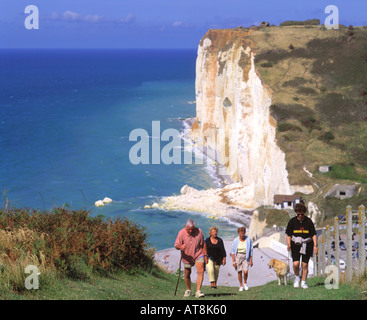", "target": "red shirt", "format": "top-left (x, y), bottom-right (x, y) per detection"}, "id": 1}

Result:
top-left (174, 227), bottom-right (205, 264)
